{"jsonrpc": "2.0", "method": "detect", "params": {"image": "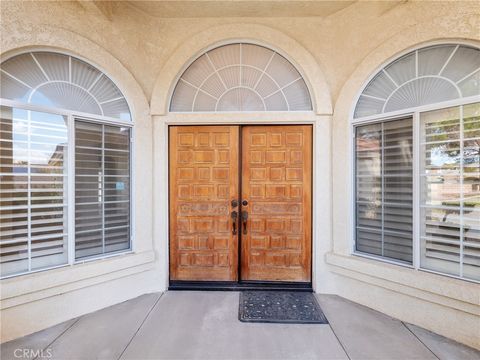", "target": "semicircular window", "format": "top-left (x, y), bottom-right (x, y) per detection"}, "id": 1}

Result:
top-left (354, 44), bottom-right (480, 118)
top-left (170, 43), bottom-right (312, 112)
top-left (1, 52), bottom-right (131, 120)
